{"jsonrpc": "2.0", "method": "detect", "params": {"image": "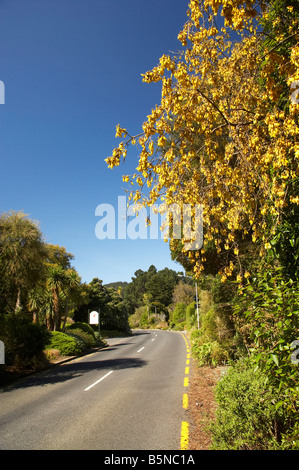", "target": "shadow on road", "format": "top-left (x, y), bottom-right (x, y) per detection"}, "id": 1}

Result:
top-left (1, 356), bottom-right (147, 392)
